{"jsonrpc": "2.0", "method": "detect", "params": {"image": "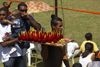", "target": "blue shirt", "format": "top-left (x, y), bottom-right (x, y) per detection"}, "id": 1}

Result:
top-left (8, 15), bottom-right (42, 48)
